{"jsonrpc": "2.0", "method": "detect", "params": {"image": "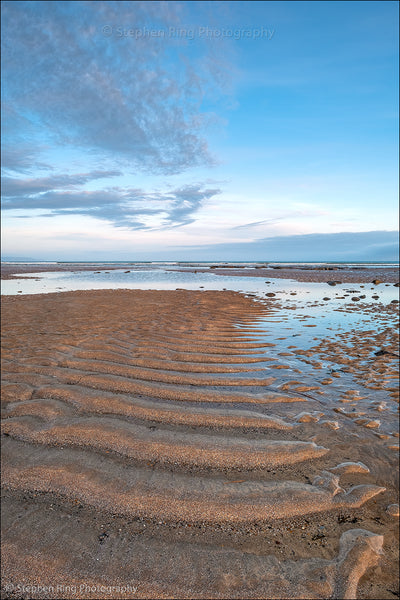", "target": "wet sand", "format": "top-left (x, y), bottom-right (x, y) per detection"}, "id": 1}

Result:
top-left (1, 289), bottom-right (399, 599)
top-left (175, 266), bottom-right (400, 284)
